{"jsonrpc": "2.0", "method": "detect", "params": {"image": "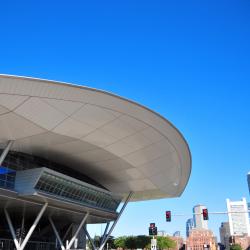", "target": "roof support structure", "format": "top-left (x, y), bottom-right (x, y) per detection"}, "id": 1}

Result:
top-left (49, 217), bottom-right (66, 250)
top-left (62, 223), bottom-right (73, 242)
top-left (66, 212), bottom-right (89, 249)
top-left (4, 202), bottom-right (48, 250)
top-left (50, 212), bottom-right (89, 250)
top-left (83, 226), bottom-right (96, 250)
top-left (85, 192), bottom-right (133, 250)
top-left (4, 206), bottom-right (20, 250)
top-left (100, 222), bottom-right (110, 246)
top-left (0, 140), bottom-right (14, 165)
top-left (99, 192), bottom-right (133, 250)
